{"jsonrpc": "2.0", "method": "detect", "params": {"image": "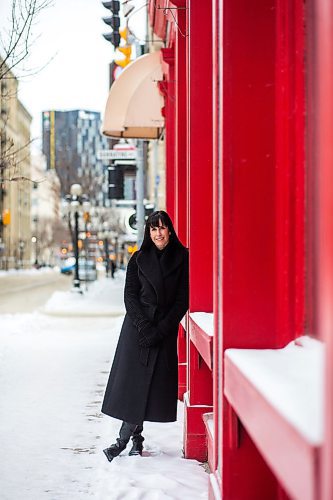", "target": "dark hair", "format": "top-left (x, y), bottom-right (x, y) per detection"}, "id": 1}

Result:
top-left (140, 210), bottom-right (185, 251)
